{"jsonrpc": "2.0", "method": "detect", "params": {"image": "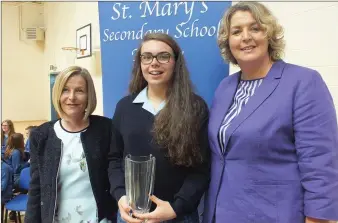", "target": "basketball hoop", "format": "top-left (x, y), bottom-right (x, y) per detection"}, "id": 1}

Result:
top-left (61, 46), bottom-right (78, 51)
top-left (61, 47), bottom-right (85, 55)
top-left (61, 47), bottom-right (77, 66)
top-left (61, 47), bottom-right (85, 66)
